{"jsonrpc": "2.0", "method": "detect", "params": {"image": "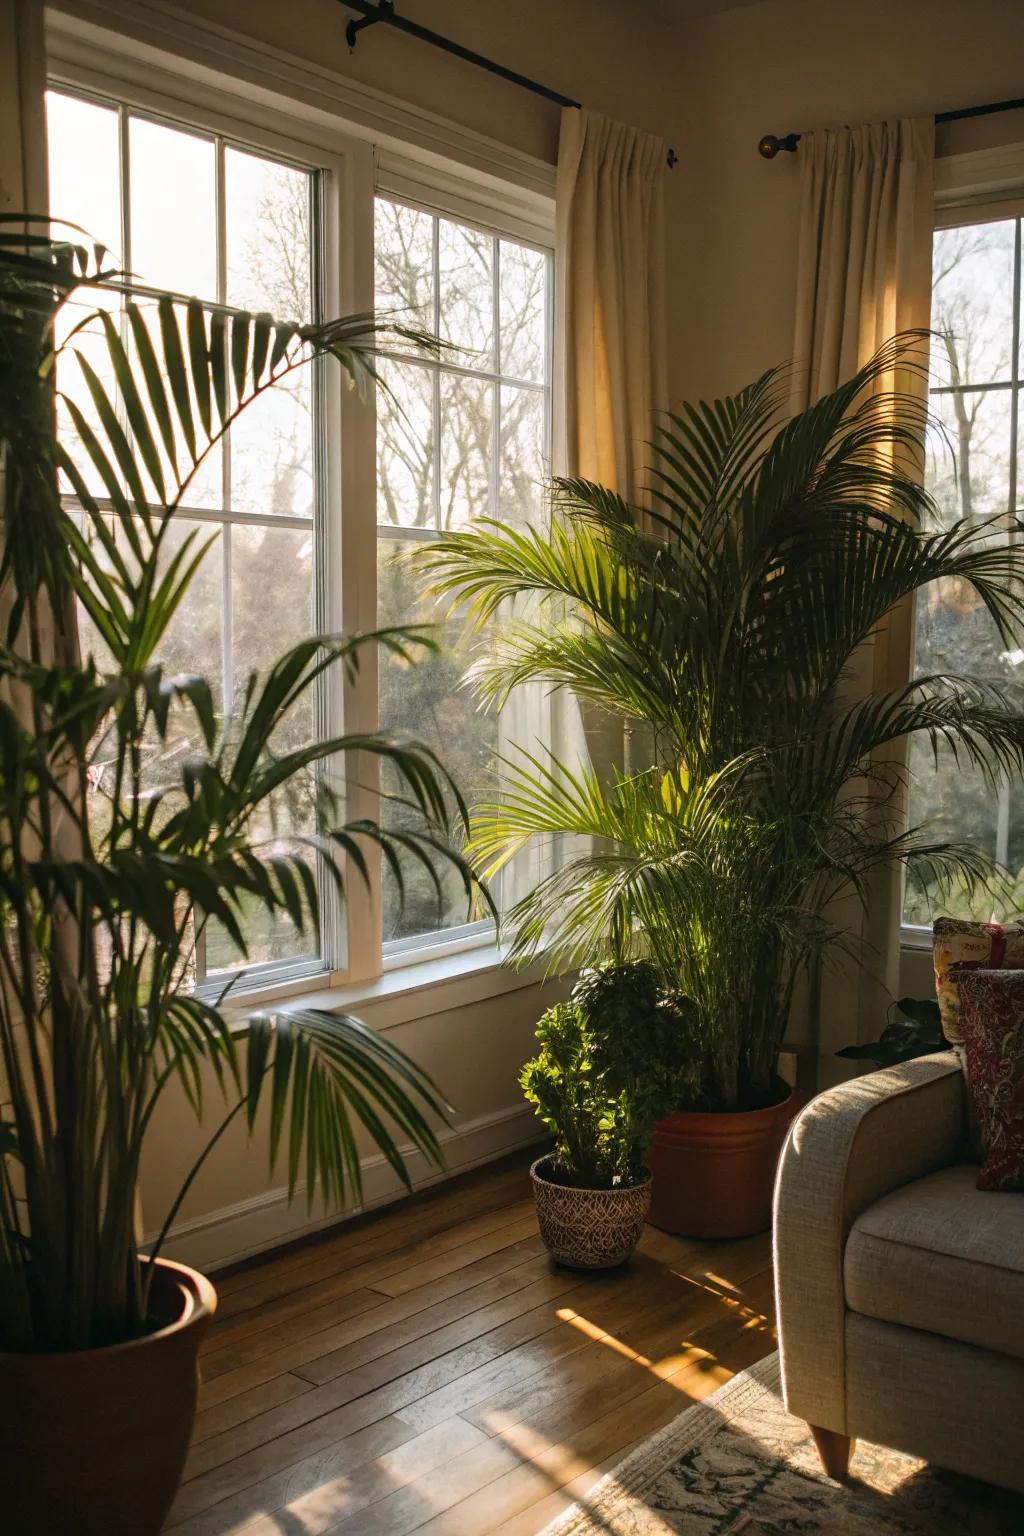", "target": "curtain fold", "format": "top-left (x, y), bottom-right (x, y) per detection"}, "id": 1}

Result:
top-left (555, 107), bottom-right (669, 509)
top-left (790, 117), bottom-right (935, 1085)
top-left (498, 108), bottom-right (669, 912)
